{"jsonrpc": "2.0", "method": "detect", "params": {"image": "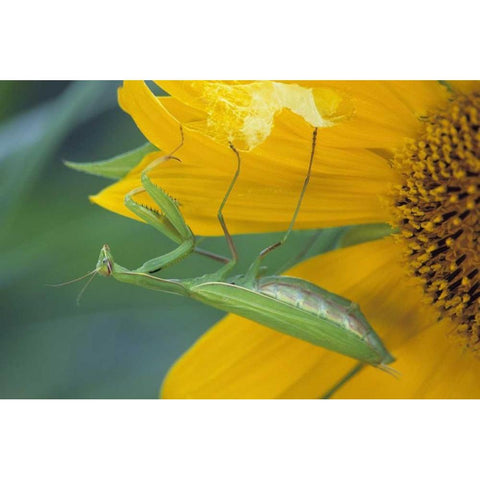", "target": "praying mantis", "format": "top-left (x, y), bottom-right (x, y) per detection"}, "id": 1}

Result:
top-left (86, 127), bottom-right (395, 371)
